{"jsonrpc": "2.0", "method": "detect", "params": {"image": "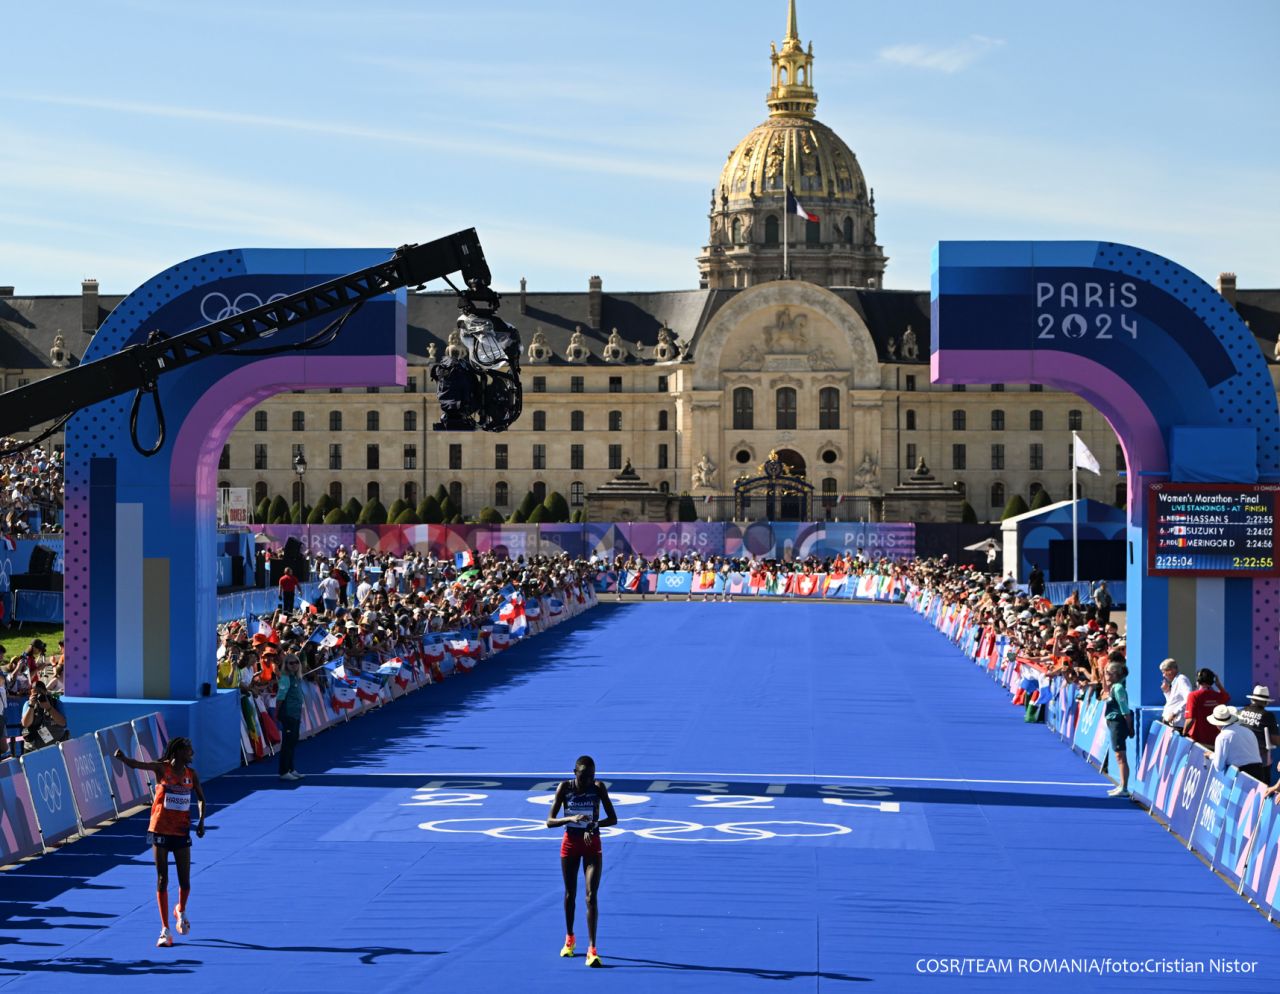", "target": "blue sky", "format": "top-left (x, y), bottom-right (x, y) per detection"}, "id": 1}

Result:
top-left (3, 0), bottom-right (1277, 296)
